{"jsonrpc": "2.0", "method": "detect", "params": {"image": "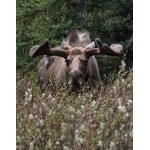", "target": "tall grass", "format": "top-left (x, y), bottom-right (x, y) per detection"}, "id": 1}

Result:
top-left (16, 70), bottom-right (133, 150)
